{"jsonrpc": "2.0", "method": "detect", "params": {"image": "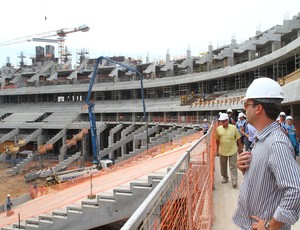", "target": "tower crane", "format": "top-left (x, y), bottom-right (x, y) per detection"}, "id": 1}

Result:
top-left (0, 24), bottom-right (89, 64)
